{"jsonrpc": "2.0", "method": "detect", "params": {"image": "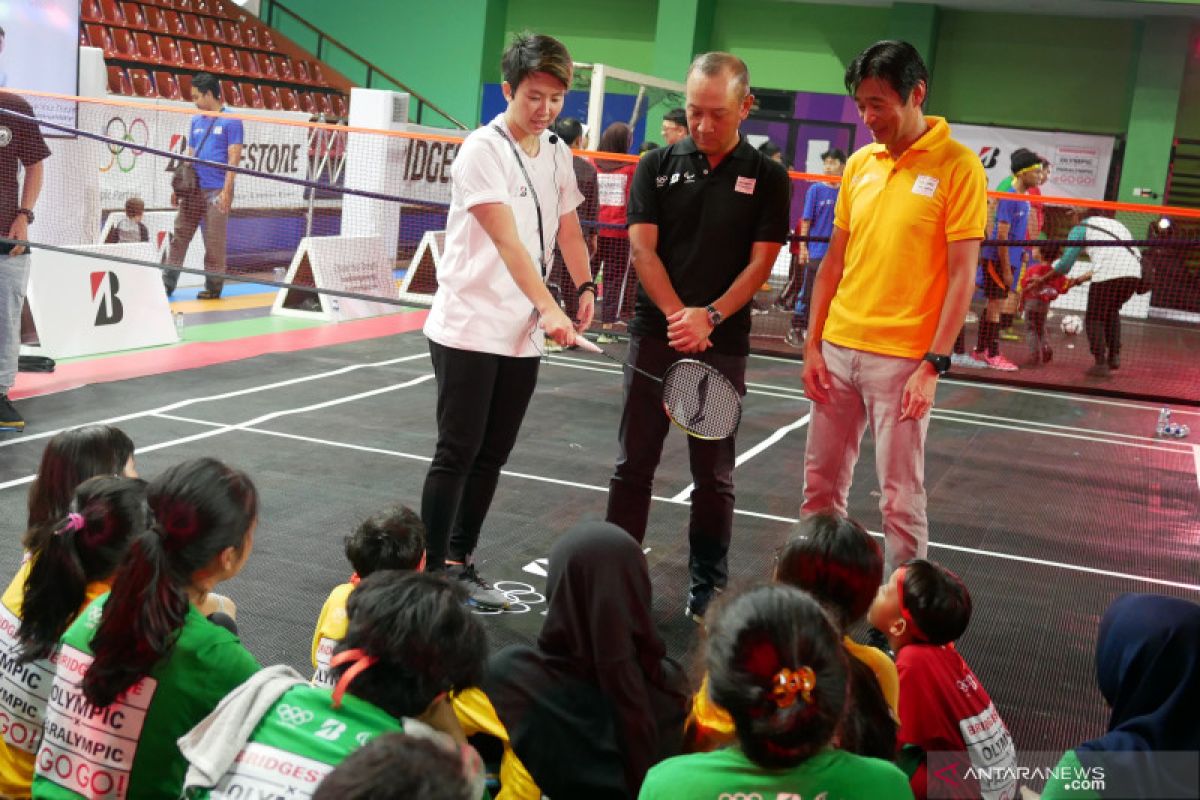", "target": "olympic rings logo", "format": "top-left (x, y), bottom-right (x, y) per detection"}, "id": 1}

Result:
top-left (100, 116), bottom-right (149, 174)
top-left (470, 581), bottom-right (546, 616)
top-left (274, 703), bottom-right (315, 727)
top-left (718, 794), bottom-right (764, 800)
